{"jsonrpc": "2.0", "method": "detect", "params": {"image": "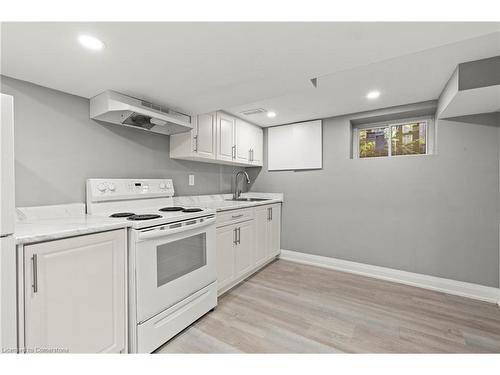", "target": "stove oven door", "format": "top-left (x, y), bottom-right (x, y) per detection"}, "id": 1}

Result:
top-left (133, 216), bottom-right (216, 323)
